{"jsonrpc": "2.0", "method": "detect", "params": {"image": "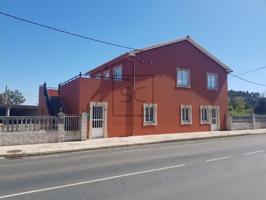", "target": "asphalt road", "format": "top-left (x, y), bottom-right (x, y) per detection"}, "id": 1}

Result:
top-left (1, 134), bottom-right (266, 200)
